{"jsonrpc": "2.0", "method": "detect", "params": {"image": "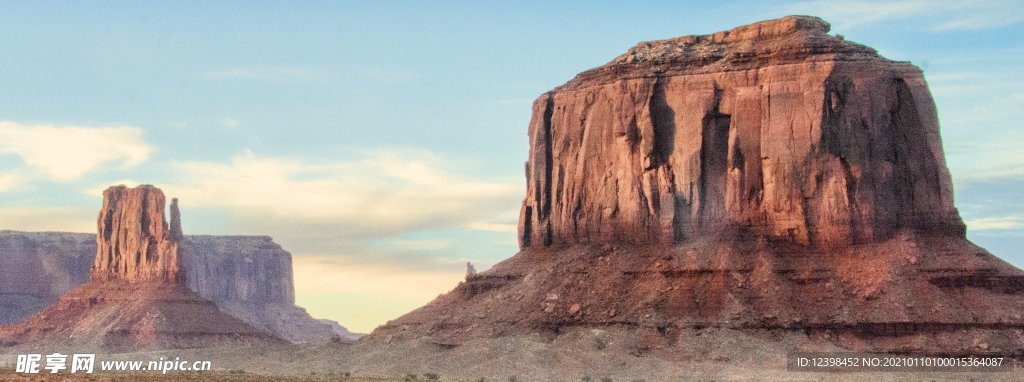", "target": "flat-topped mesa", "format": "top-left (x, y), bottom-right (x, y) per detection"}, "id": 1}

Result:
top-left (519, 15), bottom-right (964, 249)
top-left (91, 185), bottom-right (183, 283)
